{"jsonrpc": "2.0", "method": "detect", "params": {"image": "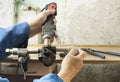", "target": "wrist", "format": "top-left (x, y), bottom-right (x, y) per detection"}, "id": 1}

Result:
top-left (57, 72), bottom-right (71, 82)
top-left (28, 21), bottom-right (42, 37)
